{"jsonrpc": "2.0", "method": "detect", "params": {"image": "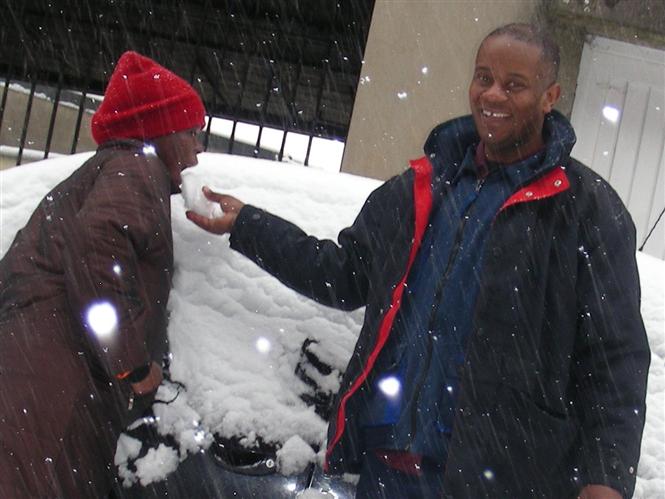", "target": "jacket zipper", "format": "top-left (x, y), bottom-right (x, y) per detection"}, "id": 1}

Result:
top-left (407, 179), bottom-right (484, 450)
